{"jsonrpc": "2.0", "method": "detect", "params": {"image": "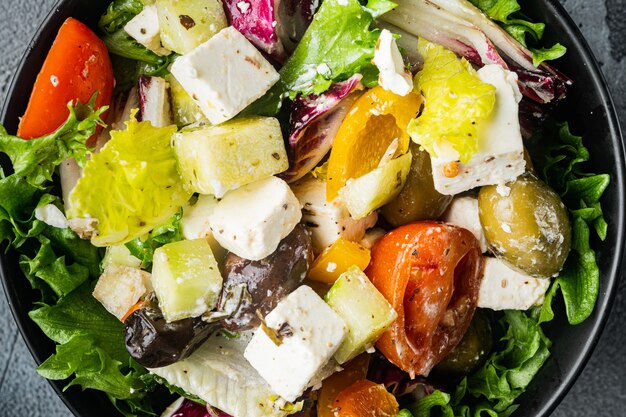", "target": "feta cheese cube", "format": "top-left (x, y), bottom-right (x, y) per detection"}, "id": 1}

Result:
top-left (171, 26), bottom-right (280, 125)
top-left (35, 204), bottom-right (69, 229)
top-left (478, 257), bottom-right (550, 311)
top-left (442, 196), bottom-right (488, 252)
top-left (244, 286), bottom-right (347, 401)
top-left (291, 176), bottom-right (378, 254)
top-left (124, 5), bottom-right (170, 56)
top-left (430, 65), bottom-right (526, 195)
top-left (372, 29), bottom-right (413, 96)
top-left (93, 265), bottom-right (152, 320)
top-left (209, 177), bottom-right (302, 260)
